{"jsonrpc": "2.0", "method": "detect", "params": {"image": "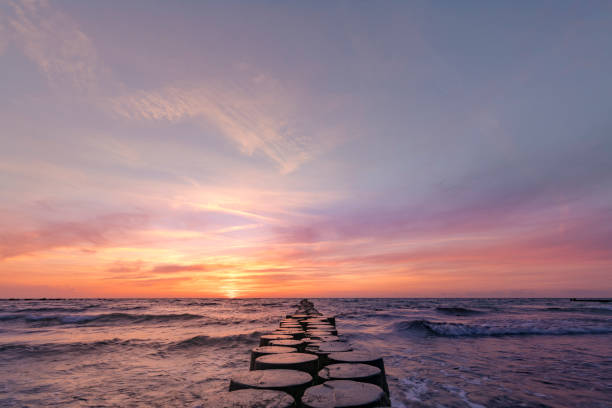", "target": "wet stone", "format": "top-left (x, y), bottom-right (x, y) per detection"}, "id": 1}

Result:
top-left (274, 330), bottom-right (306, 340)
top-left (305, 346), bottom-right (319, 353)
top-left (318, 364), bottom-right (383, 388)
top-left (255, 352), bottom-right (319, 376)
top-left (205, 389), bottom-right (295, 408)
top-left (307, 330), bottom-right (338, 337)
top-left (309, 335), bottom-right (340, 342)
top-left (306, 326), bottom-right (335, 332)
top-left (289, 314), bottom-right (311, 319)
top-left (305, 316), bottom-right (335, 325)
top-left (230, 369), bottom-right (313, 400)
top-left (269, 339), bottom-right (307, 352)
top-left (325, 351), bottom-right (388, 395)
top-left (303, 318), bottom-right (328, 324)
top-left (260, 334), bottom-right (293, 346)
top-left (301, 380), bottom-right (389, 408)
top-left (311, 343), bottom-right (353, 366)
top-left (326, 351), bottom-right (385, 371)
top-left (250, 346), bottom-right (297, 370)
top-left (303, 339), bottom-right (323, 348)
top-left (317, 342), bottom-right (352, 354)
